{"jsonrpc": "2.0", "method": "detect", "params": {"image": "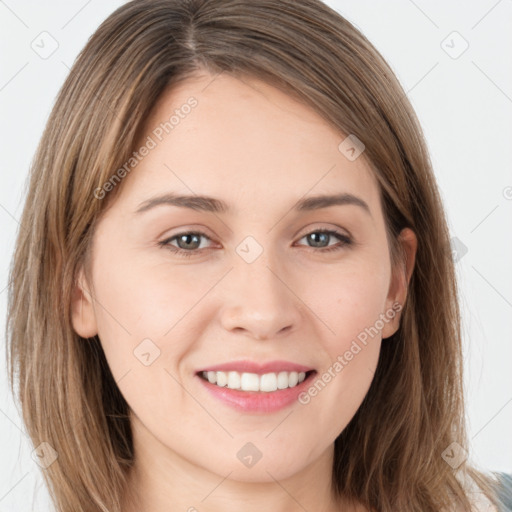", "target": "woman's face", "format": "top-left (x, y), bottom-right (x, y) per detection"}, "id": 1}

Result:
top-left (73, 71), bottom-right (416, 484)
